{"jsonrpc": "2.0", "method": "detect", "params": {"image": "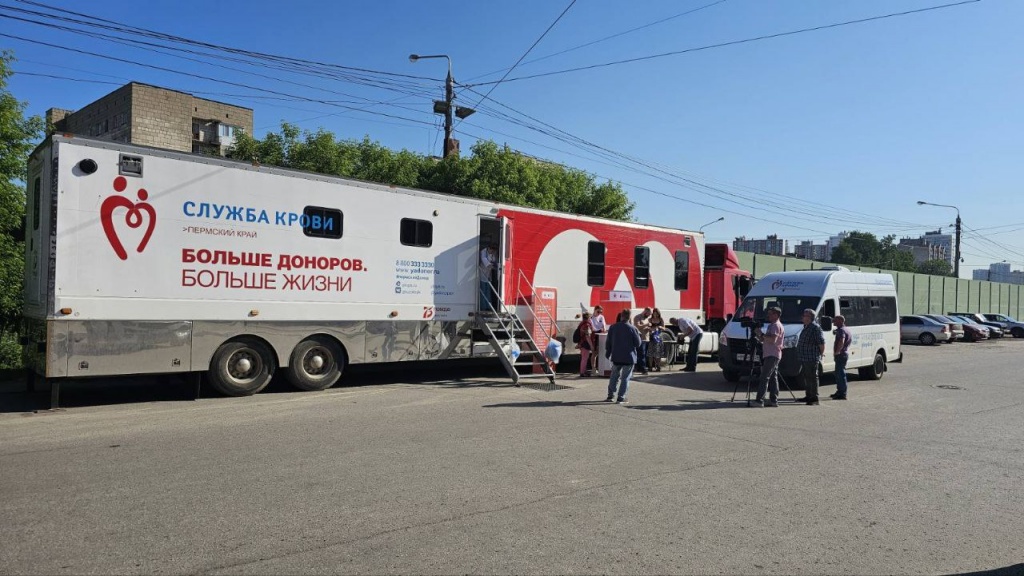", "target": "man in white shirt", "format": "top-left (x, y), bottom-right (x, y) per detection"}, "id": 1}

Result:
top-left (479, 245), bottom-right (496, 311)
top-left (588, 306), bottom-right (607, 374)
top-left (675, 316), bottom-right (703, 372)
